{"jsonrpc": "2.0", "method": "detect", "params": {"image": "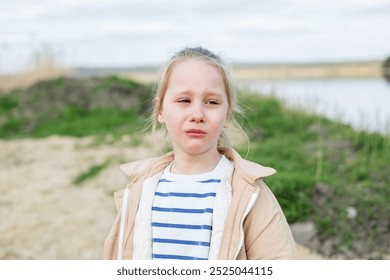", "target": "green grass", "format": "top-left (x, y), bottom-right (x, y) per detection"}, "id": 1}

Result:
top-left (0, 105), bottom-right (145, 139)
top-left (94, 75), bottom-right (143, 91)
top-left (31, 106), bottom-right (144, 138)
top-left (0, 76), bottom-right (152, 139)
top-left (0, 95), bottom-right (19, 113)
top-left (237, 94), bottom-right (321, 222)
top-left (236, 92), bottom-right (390, 258)
top-left (73, 161), bottom-right (110, 185)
